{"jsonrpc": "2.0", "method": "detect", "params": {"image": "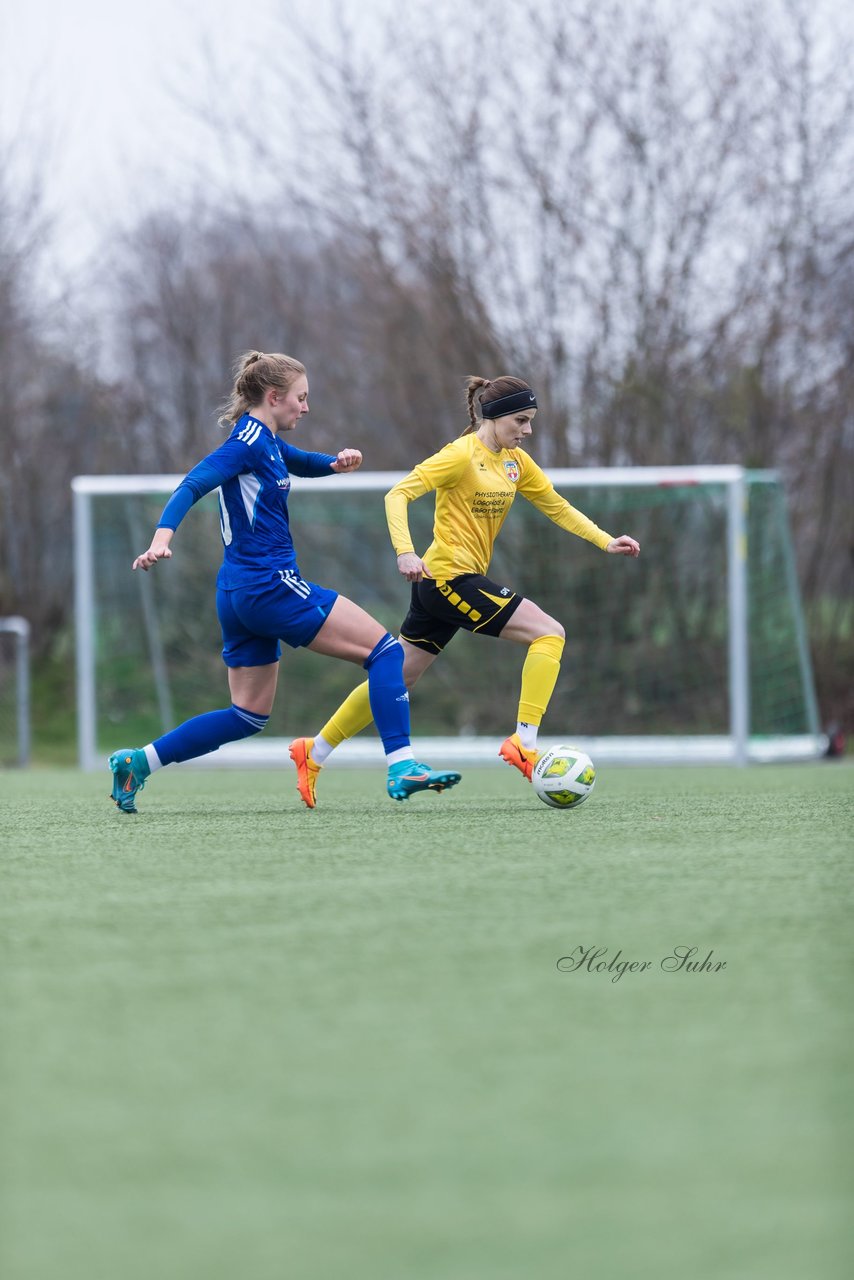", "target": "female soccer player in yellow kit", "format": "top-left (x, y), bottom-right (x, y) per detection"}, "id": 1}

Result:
top-left (289, 374), bottom-right (640, 807)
